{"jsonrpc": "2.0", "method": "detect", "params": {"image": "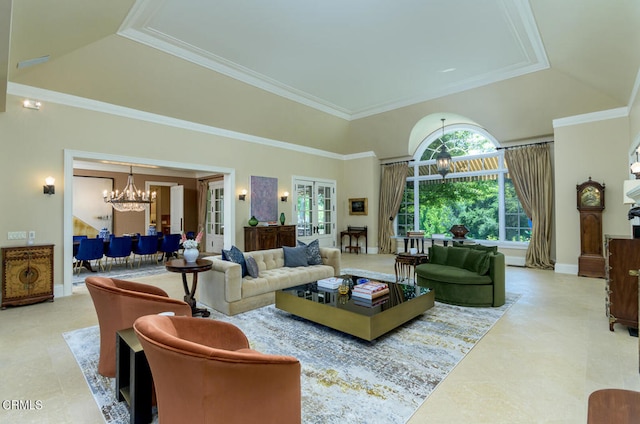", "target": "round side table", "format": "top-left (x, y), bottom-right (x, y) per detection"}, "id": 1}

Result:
top-left (165, 258), bottom-right (212, 317)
